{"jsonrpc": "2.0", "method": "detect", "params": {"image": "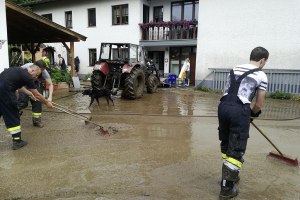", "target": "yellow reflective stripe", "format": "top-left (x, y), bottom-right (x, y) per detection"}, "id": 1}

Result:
top-left (8, 126), bottom-right (21, 134)
top-left (32, 113), bottom-right (42, 117)
top-left (13, 137), bottom-right (20, 140)
top-left (226, 157), bottom-right (243, 168)
top-left (8, 126), bottom-right (21, 132)
top-left (221, 153), bottom-right (228, 159)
